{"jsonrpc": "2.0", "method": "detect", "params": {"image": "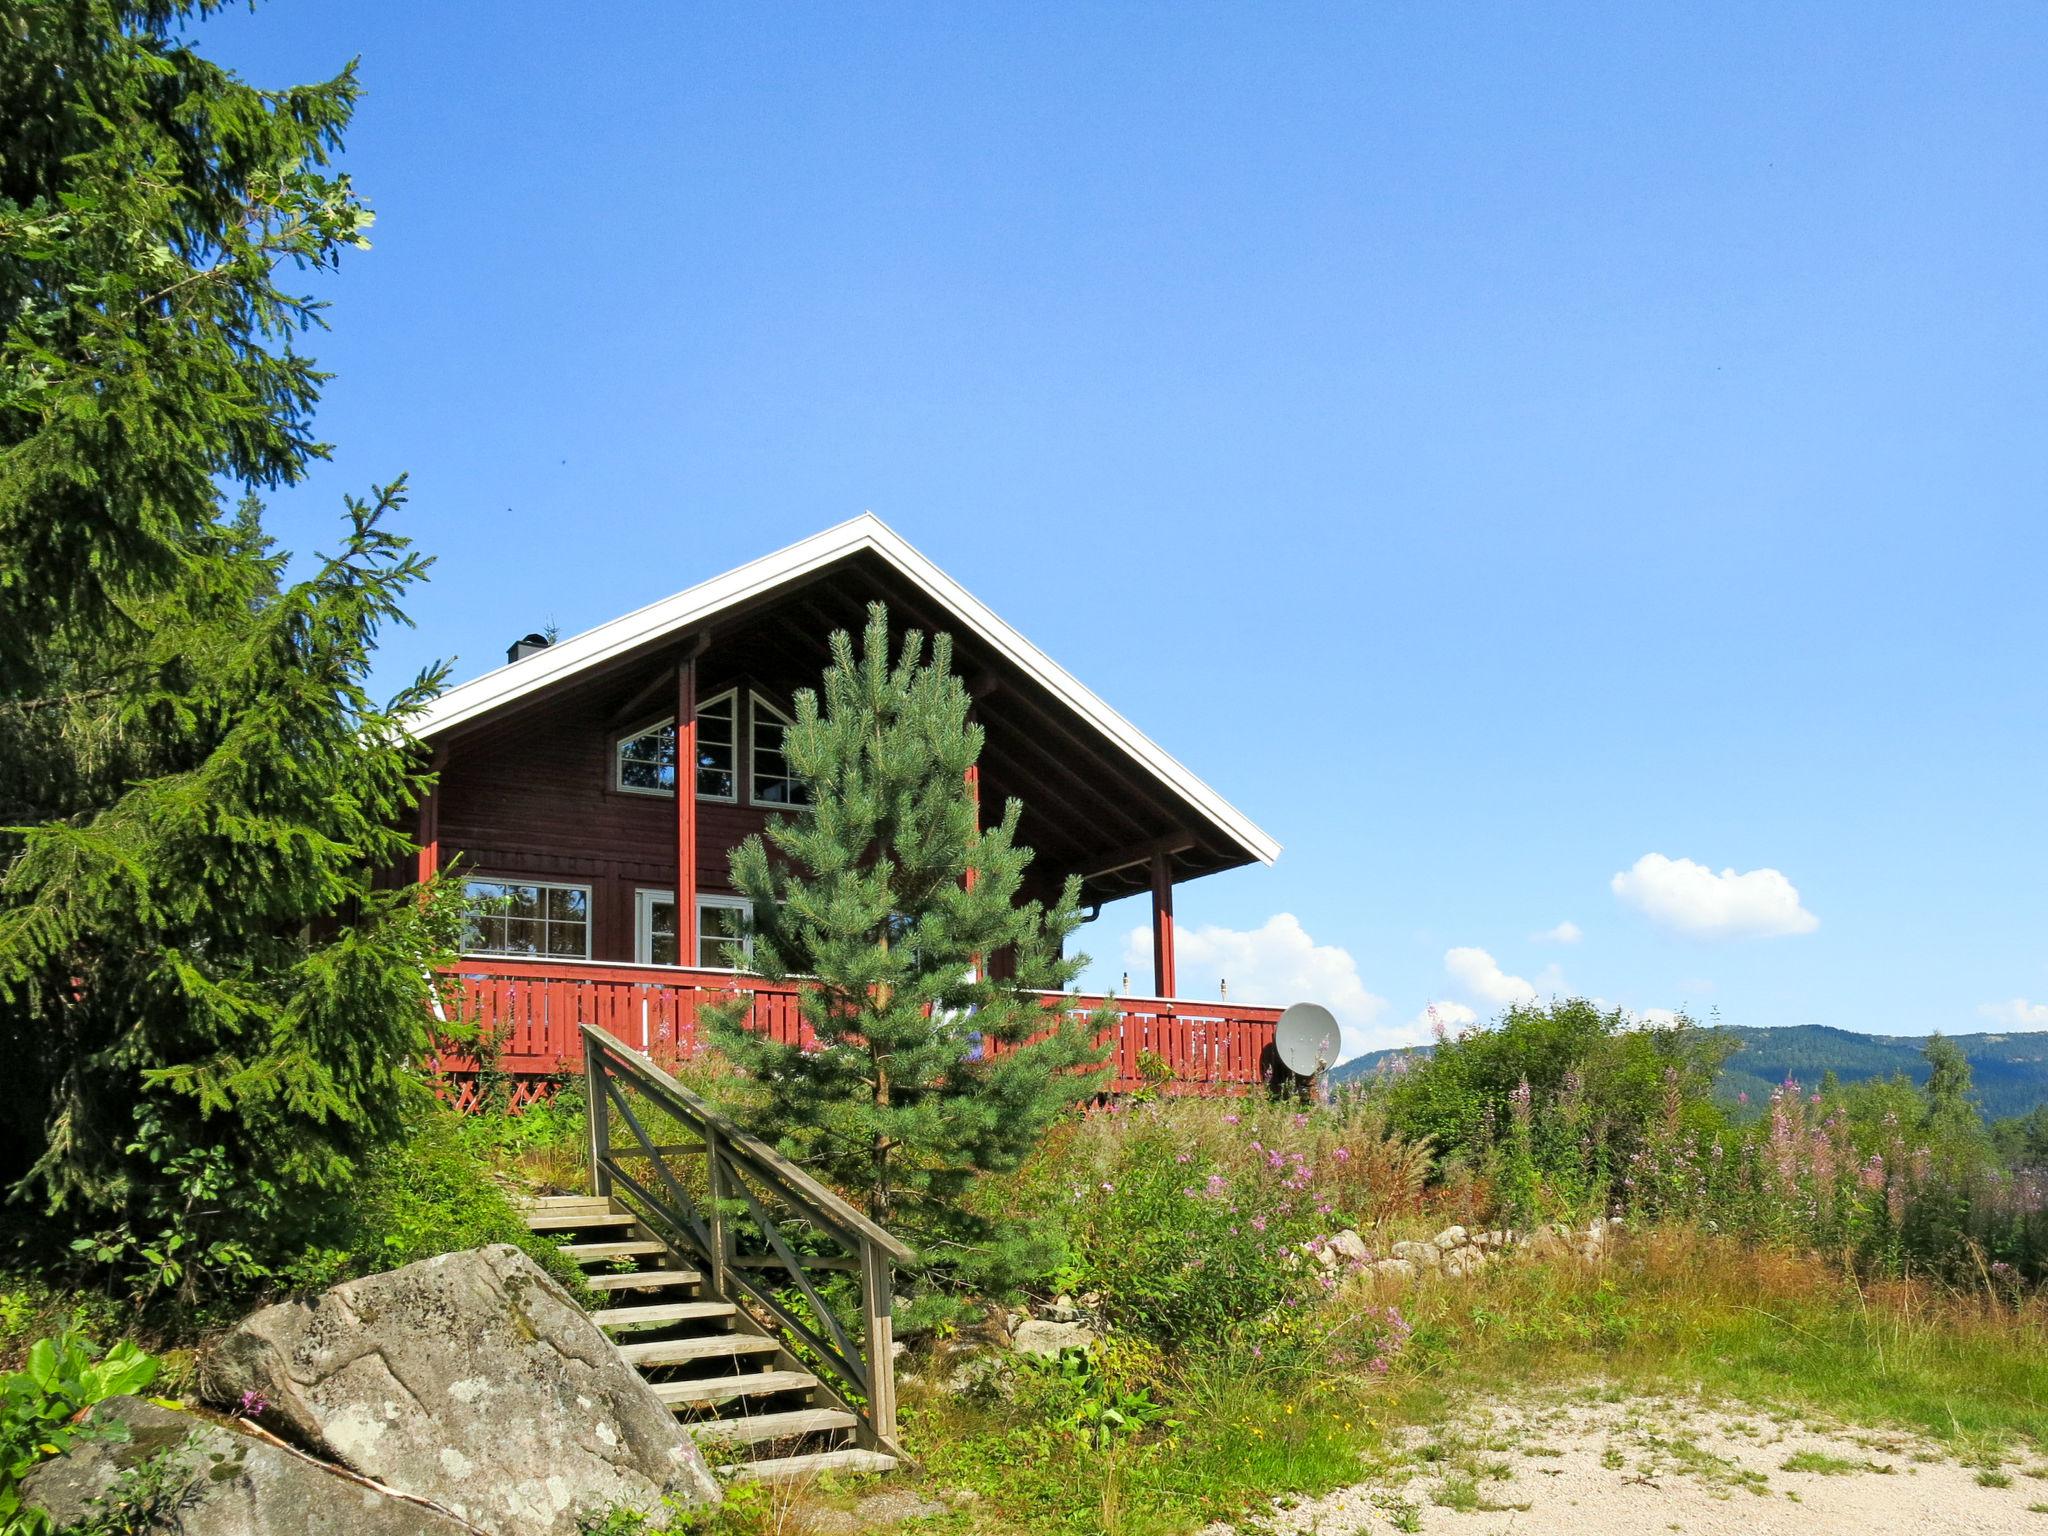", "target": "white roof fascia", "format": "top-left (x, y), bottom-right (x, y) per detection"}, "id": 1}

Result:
top-left (412, 513), bottom-right (1280, 867)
